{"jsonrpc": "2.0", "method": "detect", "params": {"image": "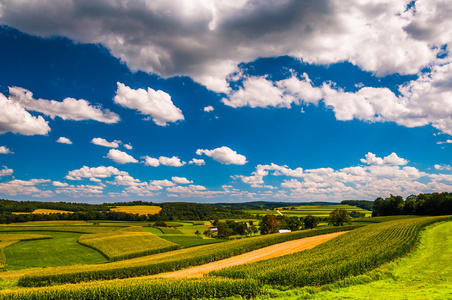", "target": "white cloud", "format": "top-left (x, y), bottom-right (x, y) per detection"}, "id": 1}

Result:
top-left (0, 166), bottom-right (13, 177)
top-left (114, 82), bottom-right (184, 126)
top-left (0, 92), bottom-right (50, 136)
top-left (0, 179), bottom-right (52, 197)
top-left (150, 179), bottom-right (175, 187)
top-left (52, 181), bottom-right (68, 187)
top-left (66, 166), bottom-right (128, 180)
top-left (189, 158), bottom-right (206, 166)
top-left (55, 184), bottom-right (104, 198)
top-left (434, 164), bottom-right (452, 171)
top-left (8, 86), bottom-right (120, 123)
top-left (124, 143), bottom-right (133, 150)
top-left (91, 137), bottom-right (121, 148)
top-left (360, 152), bottom-right (408, 166)
top-left (204, 106), bottom-right (214, 112)
top-left (56, 137), bottom-right (72, 145)
top-left (111, 175), bottom-right (142, 186)
top-left (106, 149), bottom-right (138, 164)
top-left (159, 156), bottom-right (186, 167)
top-left (172, 176), bottom-right (193, 184)
top-left (0, 146), bottom-right (13, 154)
top-left (196, 146), bottom-right (247, 165)
top-left (1, 0), bottom-right (446, 93)
top-left (142, 156), bottom-right (160, 167)
top-left (437, 140), bottom-right (452, 145)
top-left (142, 155), bottom-right (185, 167)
